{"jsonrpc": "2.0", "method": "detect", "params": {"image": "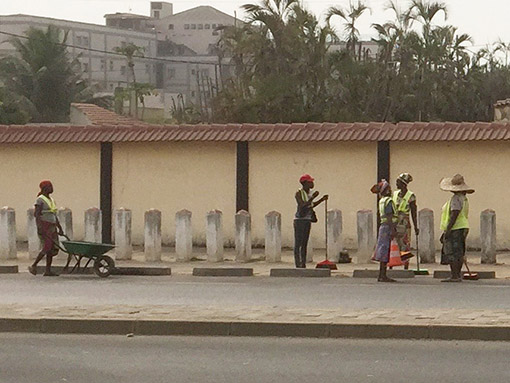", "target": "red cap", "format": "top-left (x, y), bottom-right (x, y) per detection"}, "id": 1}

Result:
top-left (39, 180), bottom-right (52, 190)
top-left (299, 174), bottom-right (314, 184)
